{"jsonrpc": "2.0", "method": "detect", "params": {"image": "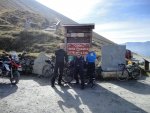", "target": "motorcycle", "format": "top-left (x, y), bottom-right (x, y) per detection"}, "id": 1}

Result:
top-left (19, 52), bottom-right (34, 74)
top-left (0, 52), bottom-right (21, 85)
